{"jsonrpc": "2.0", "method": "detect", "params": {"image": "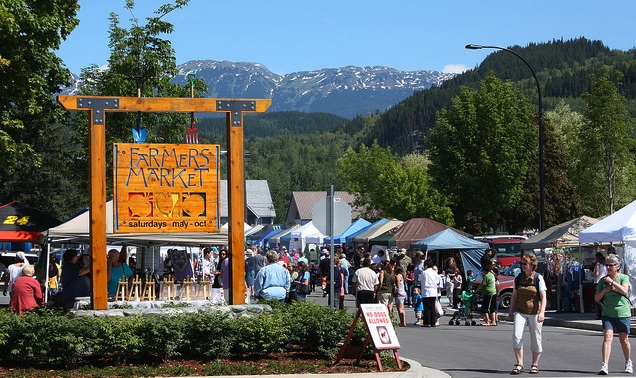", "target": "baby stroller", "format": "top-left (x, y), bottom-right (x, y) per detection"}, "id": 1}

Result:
top-left (448, 291), bottom-right (477, 326)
